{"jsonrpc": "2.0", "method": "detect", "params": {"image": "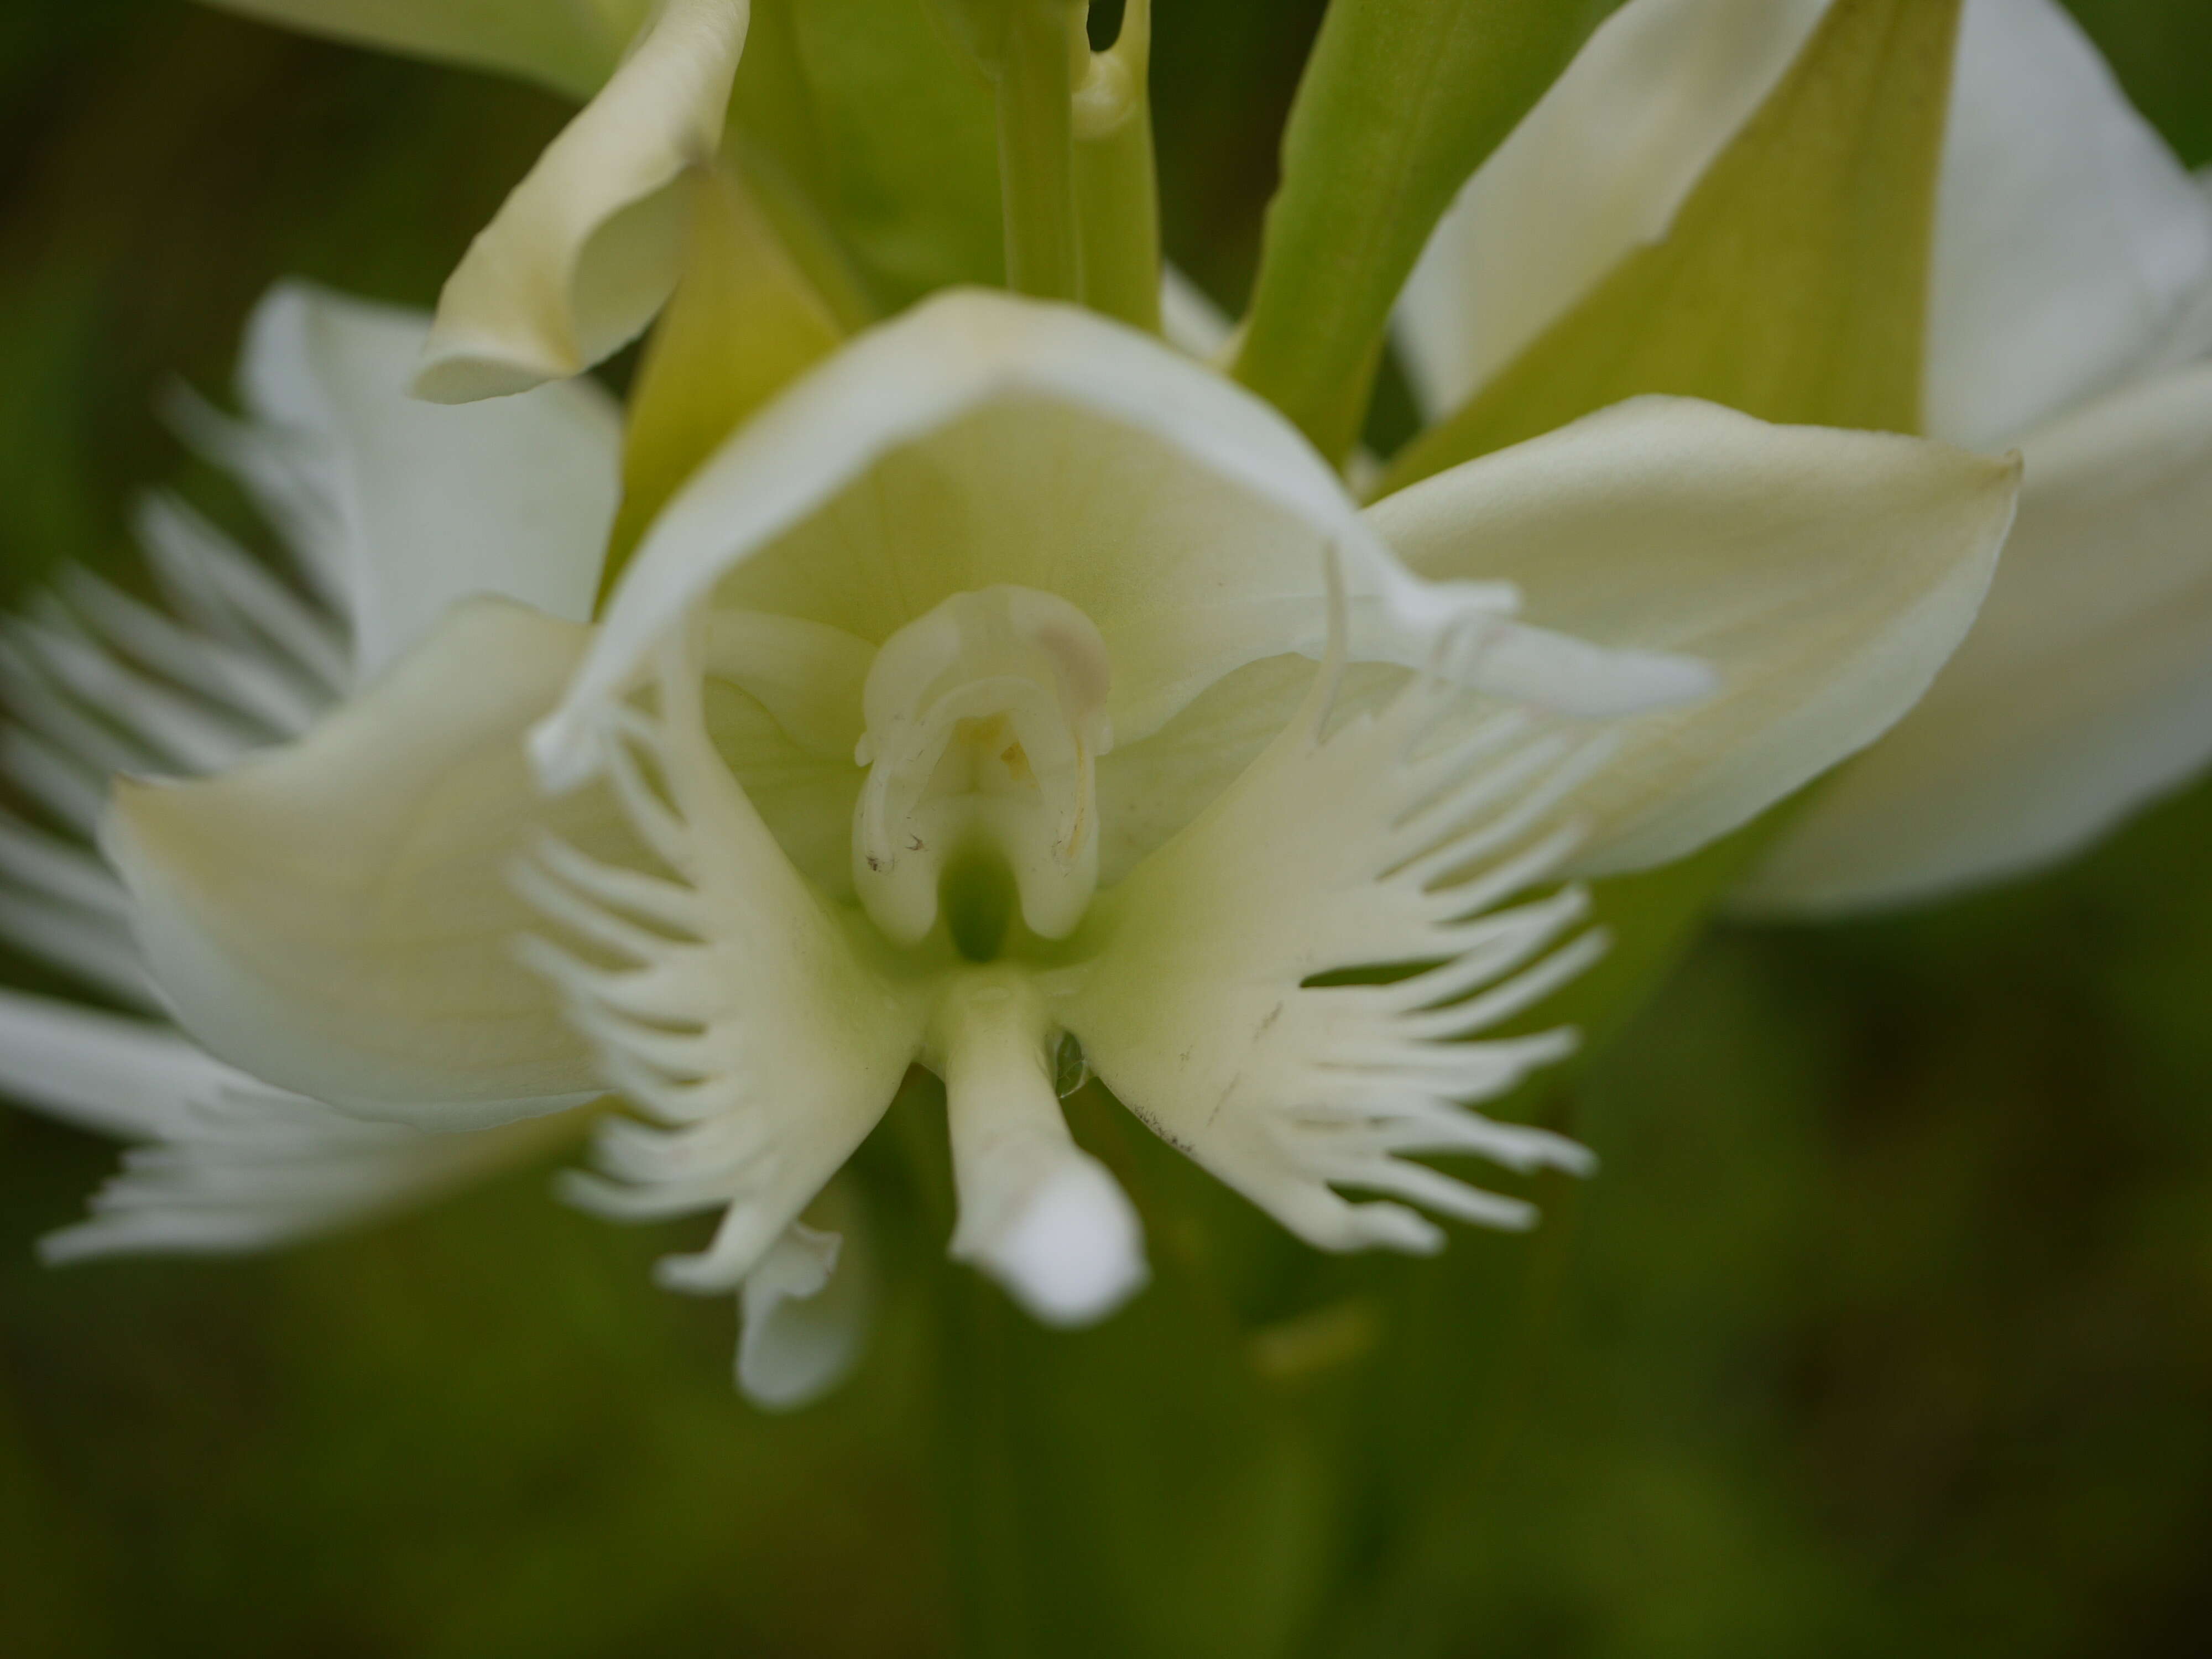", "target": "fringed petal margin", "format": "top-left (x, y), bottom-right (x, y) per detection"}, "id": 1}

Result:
top-left (519, 627), bottom-right (927, 1294)
top-left (1061, 573), bottom-right (1604, 1253)
top-left (0, 989), bottom-right (584, 1261)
